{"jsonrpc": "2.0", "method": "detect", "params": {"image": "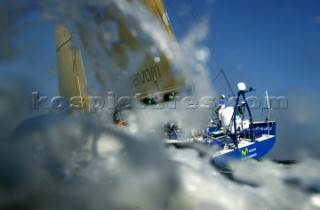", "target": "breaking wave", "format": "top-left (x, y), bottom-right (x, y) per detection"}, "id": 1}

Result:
top-left (0, 0), bottom-right (320, 209)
